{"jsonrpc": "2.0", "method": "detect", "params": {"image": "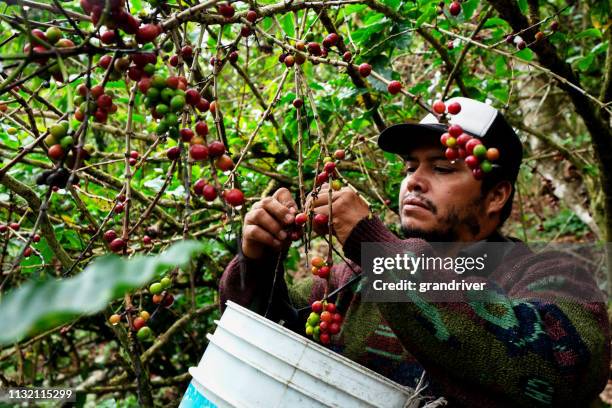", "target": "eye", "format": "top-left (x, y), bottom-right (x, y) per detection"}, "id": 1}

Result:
top-left (434, 166), bottom-right (454, 173)
top-left (404, 165), bottom-right (417, 173)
